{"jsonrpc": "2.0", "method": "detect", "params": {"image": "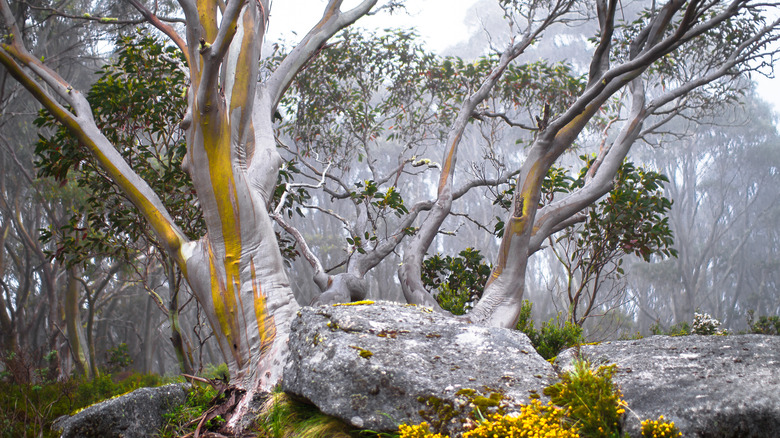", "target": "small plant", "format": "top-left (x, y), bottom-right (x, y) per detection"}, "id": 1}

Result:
top-left (398, 422), bottom-right (446, 438)
top-left (651, 311), bottom-right (728, 337)
top-left (160, 383), bottom-right (222, 438)
top-left (544, 359), bottom-right (625, 438)
top-left (650, 321), bottom-right (690, 336)
top-left (203, 362), bottom-right (230, 382)
top-left (516, 300), bottom-right (583, 360)
top-left (421, 248), bottom-right (491, 315)
top-left (463, 399), bottom-right (578, 438)
top-left (641, 415), bottom-right (682, 438)
top-left (691, 312), bottom-right (726, 335)
top-left (106, 343), bottom-right (132, 372)
top-left (746, 311), bottom-right (780, 335)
